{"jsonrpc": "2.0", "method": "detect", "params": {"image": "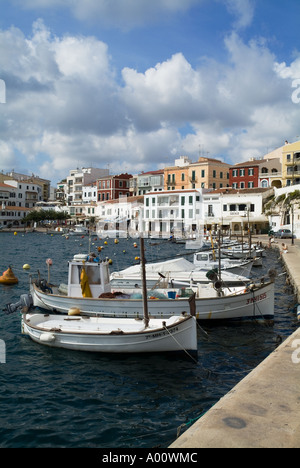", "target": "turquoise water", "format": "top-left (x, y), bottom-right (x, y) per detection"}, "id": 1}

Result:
top-left (0, 232), bottom-right (298, 448)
